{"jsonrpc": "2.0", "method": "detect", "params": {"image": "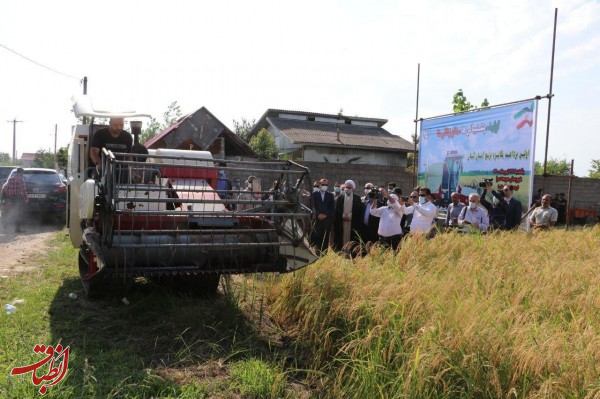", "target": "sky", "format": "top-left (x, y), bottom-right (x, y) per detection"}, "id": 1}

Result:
top-left (0, 0), bottom-right (598, 176)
